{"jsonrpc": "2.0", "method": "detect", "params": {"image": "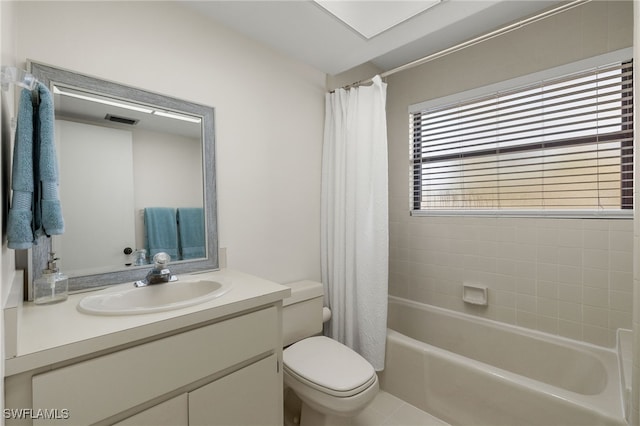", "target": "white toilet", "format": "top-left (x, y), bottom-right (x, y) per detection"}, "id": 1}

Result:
top-left (282, 280), bottom-right (379, 426)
